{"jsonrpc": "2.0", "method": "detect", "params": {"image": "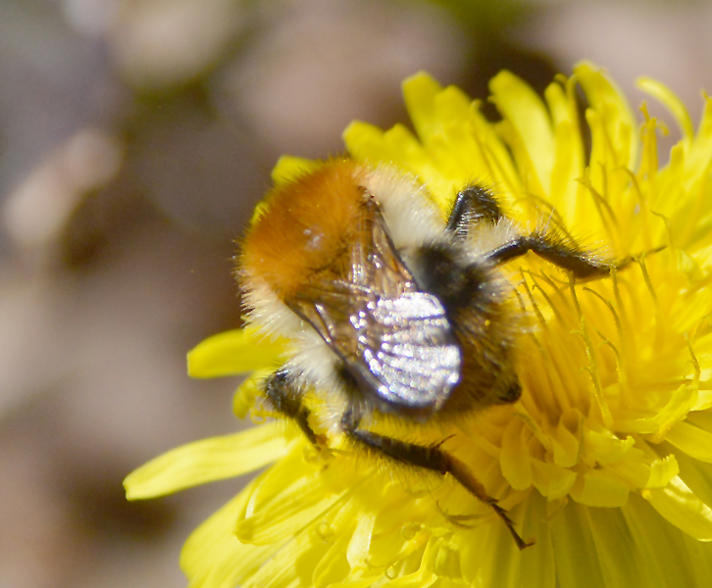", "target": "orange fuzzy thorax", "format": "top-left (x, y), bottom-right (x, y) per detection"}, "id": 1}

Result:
top-left (240, 160), bottom-right (366, 300)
